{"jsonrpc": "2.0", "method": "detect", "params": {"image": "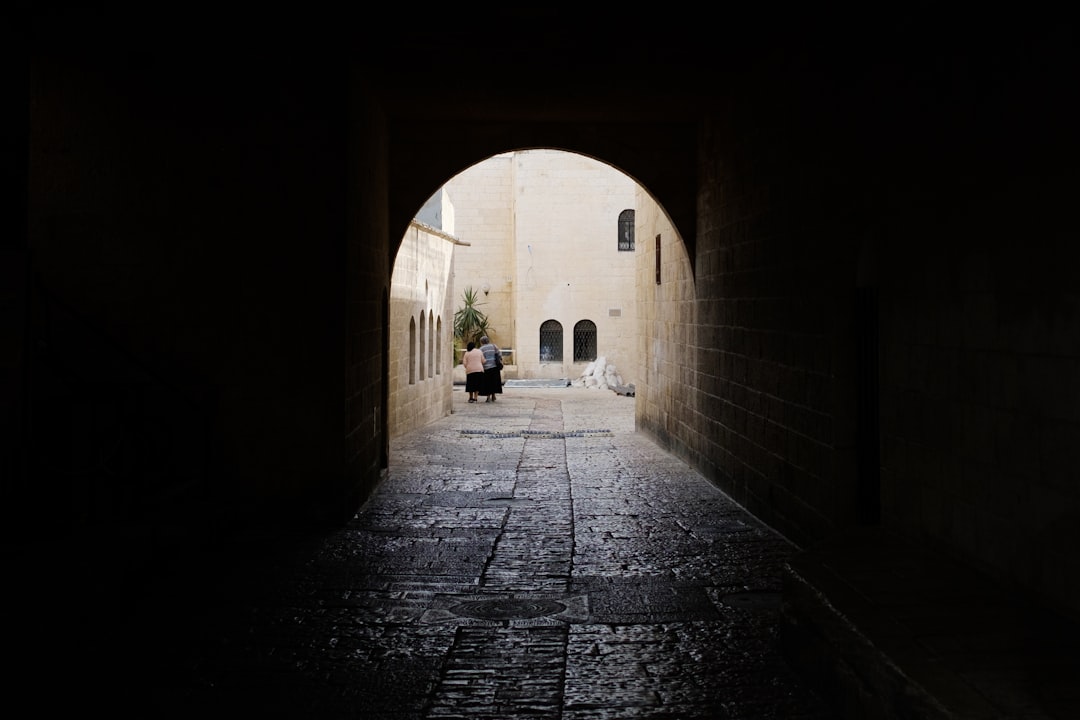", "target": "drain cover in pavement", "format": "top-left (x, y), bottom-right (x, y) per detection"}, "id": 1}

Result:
top-left (450, 597), bottom-right (567, 620)
top-left (419, 594), bottom-right (589, 625)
